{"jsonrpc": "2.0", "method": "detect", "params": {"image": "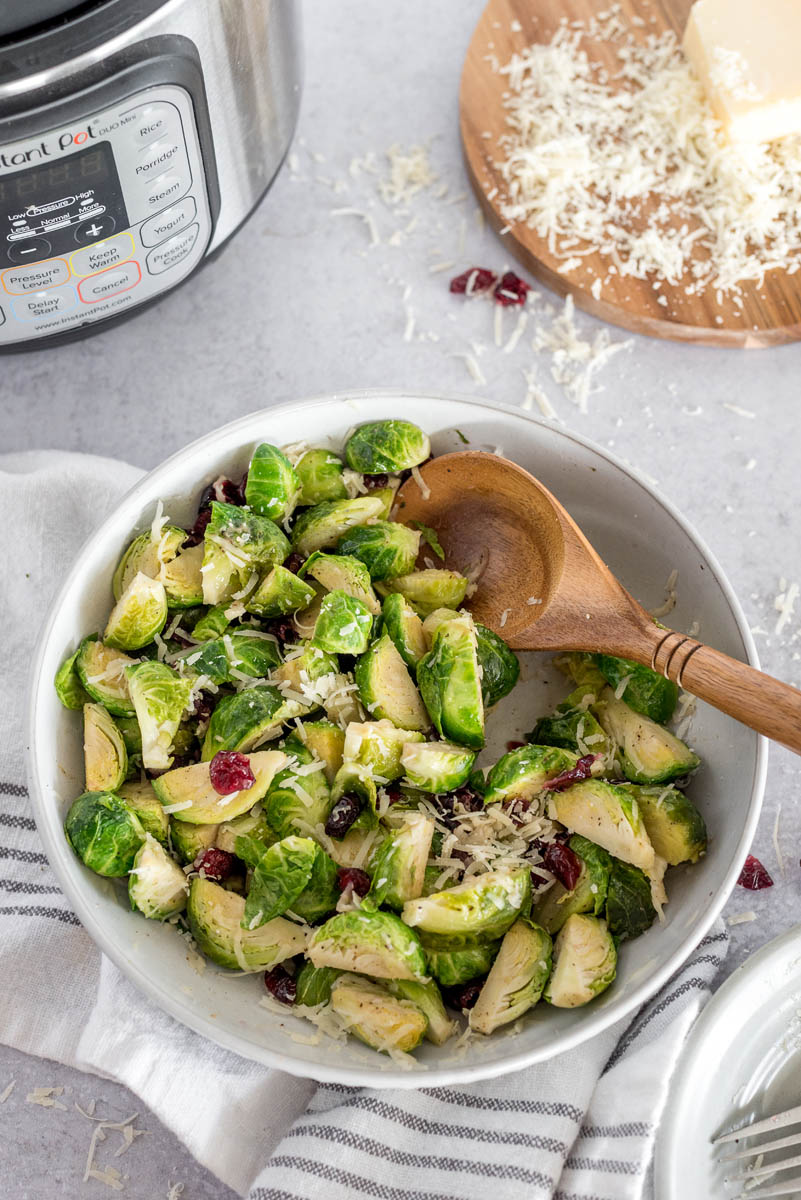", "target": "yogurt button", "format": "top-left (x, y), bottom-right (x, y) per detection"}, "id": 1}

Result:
top-left (140, 196), bottom-right (197, 247)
